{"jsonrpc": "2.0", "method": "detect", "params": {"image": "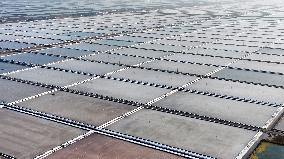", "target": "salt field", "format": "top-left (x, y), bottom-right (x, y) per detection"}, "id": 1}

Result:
top-left (0, 0), bottom-right (284, 159)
